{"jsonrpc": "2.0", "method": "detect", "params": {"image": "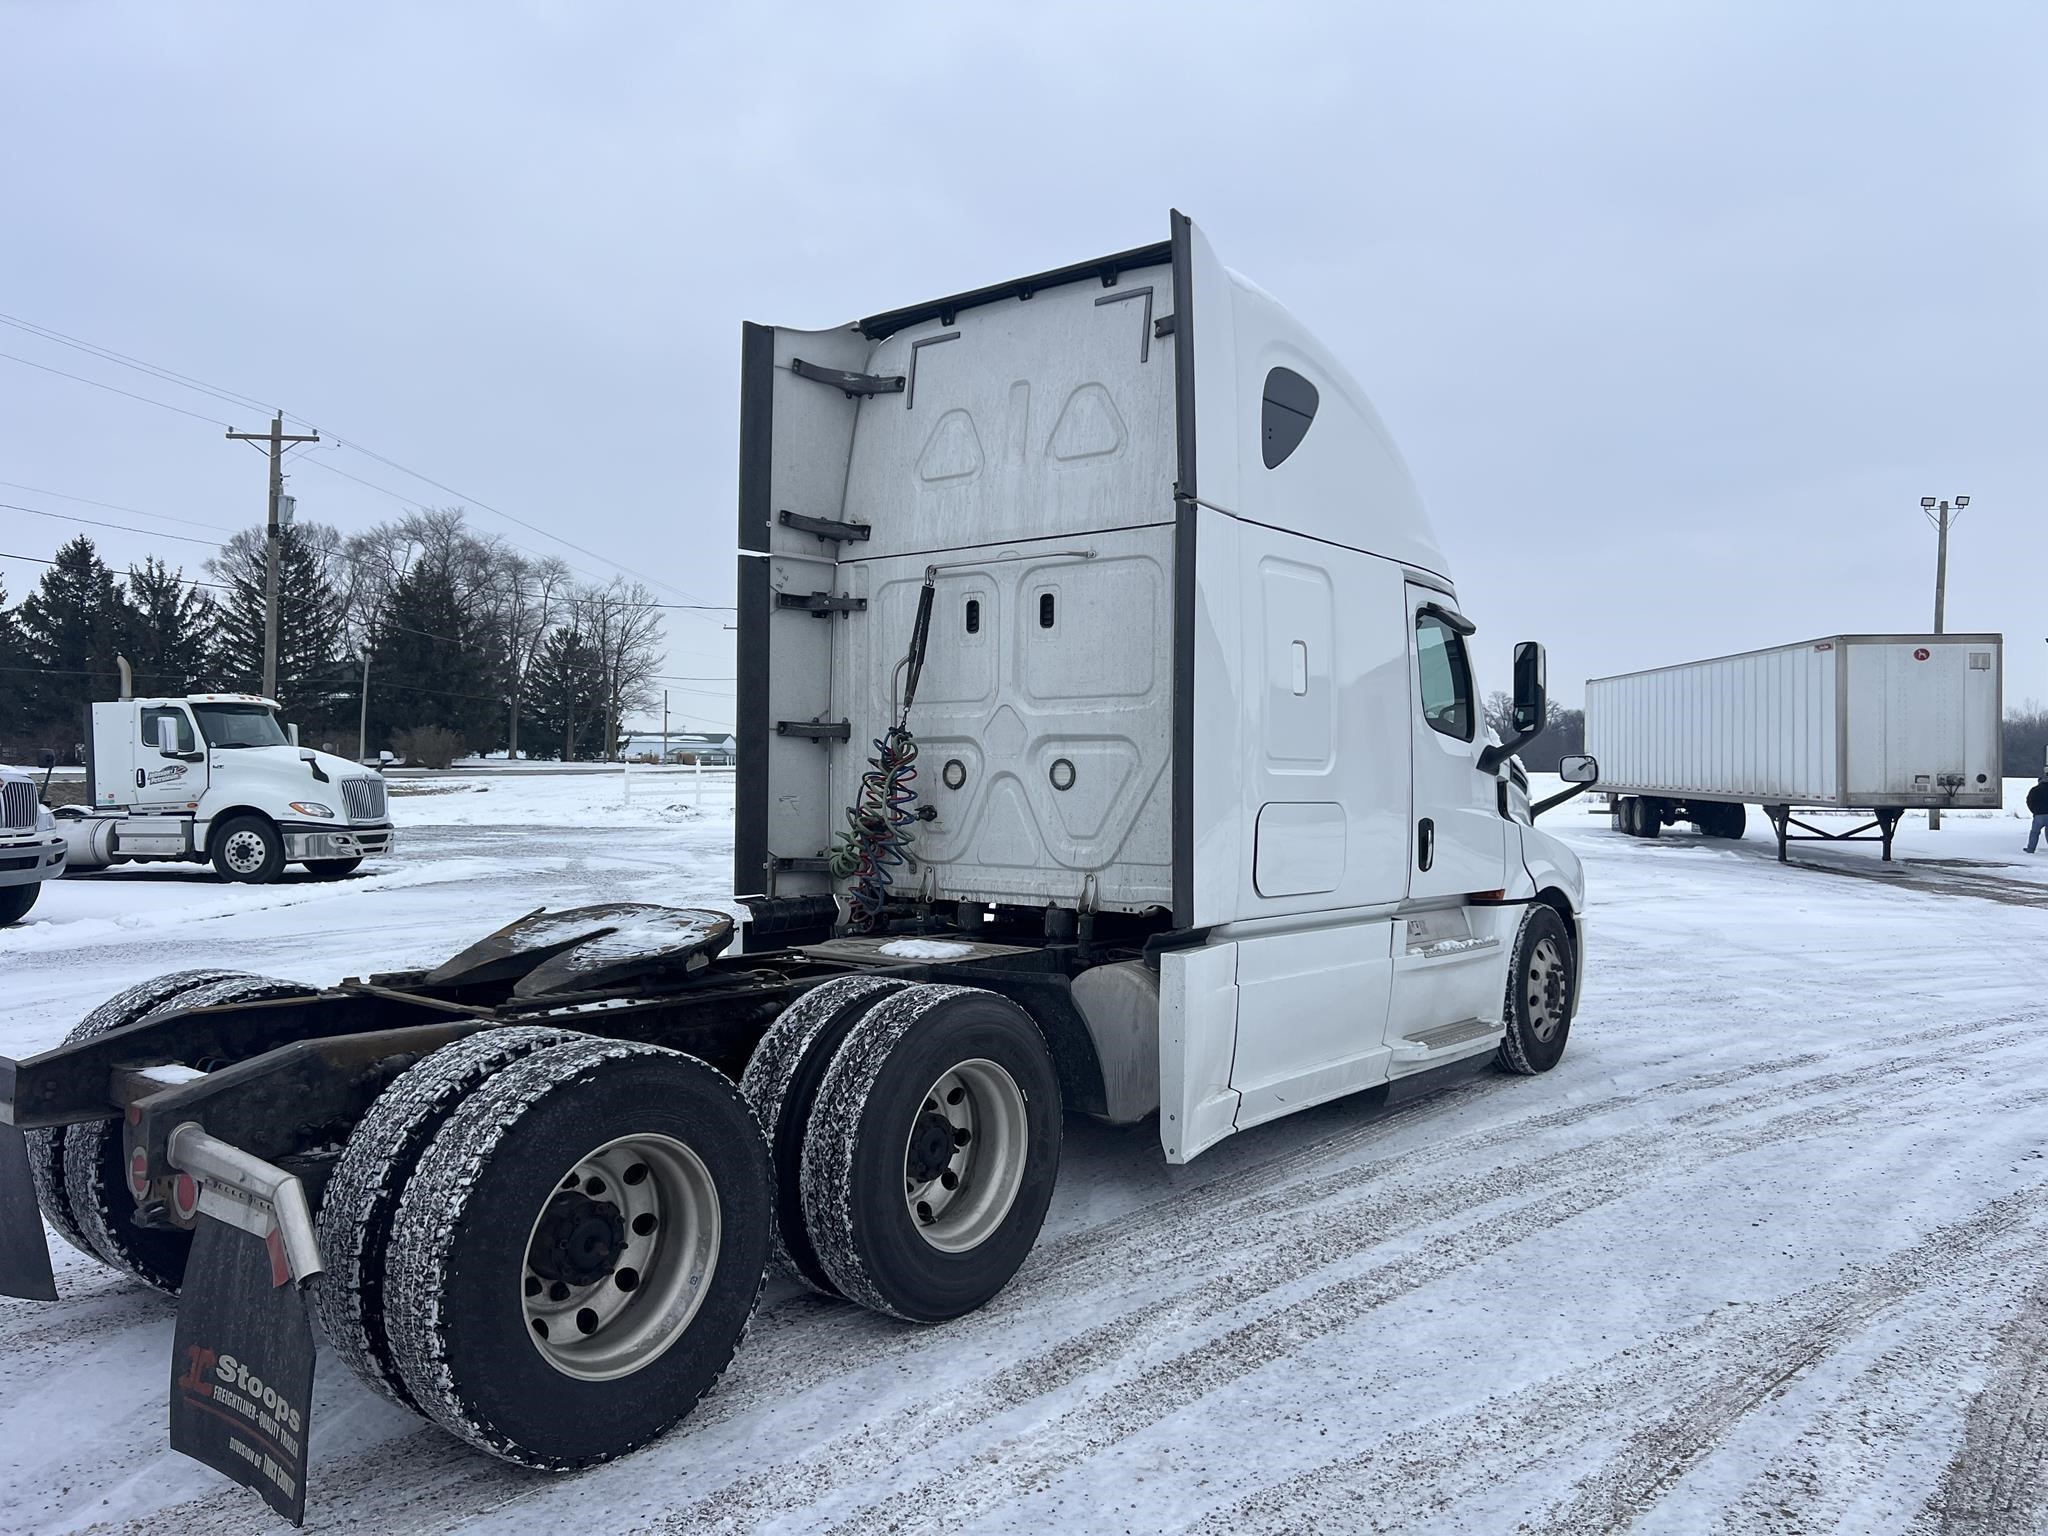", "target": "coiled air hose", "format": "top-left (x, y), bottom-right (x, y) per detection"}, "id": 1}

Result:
top-left (829, 570), bottom-right (936, 932)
